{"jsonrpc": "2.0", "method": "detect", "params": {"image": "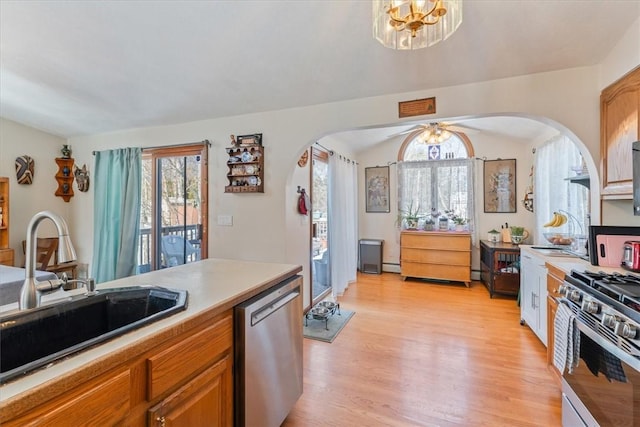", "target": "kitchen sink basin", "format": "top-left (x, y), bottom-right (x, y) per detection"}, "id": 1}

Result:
top-left (0, 286), bottom-right (188, 383)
